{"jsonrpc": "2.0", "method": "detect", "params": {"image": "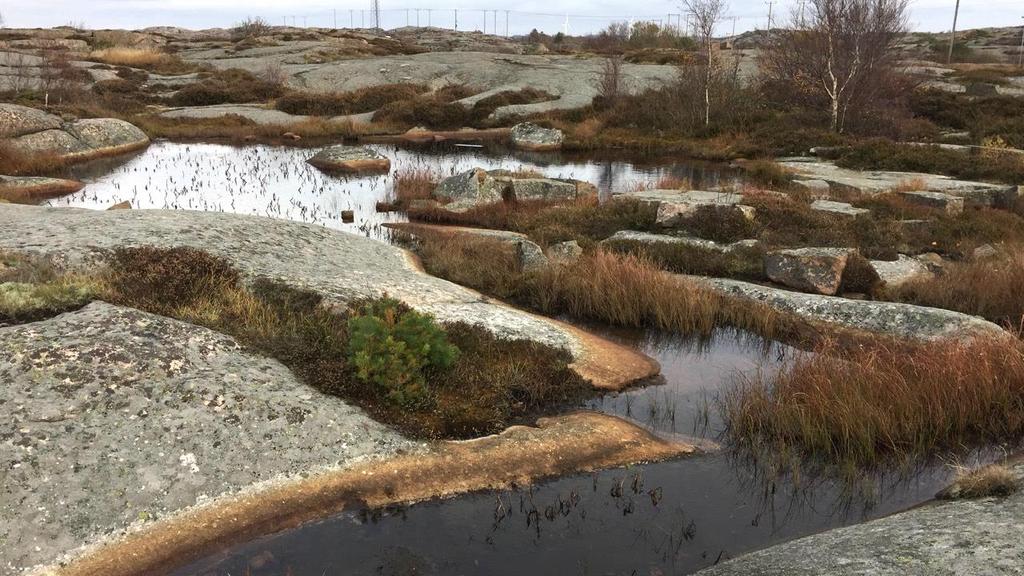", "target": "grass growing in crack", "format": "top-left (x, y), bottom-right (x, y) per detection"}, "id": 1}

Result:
top-left (722, 336), bottom-right (1024, 471)
top-left (100, 246), bottom-right (589, 439)
top-left (408, 197), bottom-right (659, 247)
